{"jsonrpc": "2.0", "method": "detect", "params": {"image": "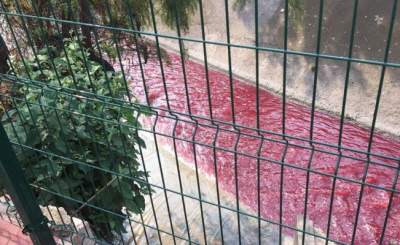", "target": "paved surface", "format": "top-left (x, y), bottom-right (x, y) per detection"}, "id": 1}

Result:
top-left (0, 219), bottom-right (32, 245)
top-left (124, 132), bottom-right (308, 245)
top-left (123, 132), bottom-right (280, 244)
